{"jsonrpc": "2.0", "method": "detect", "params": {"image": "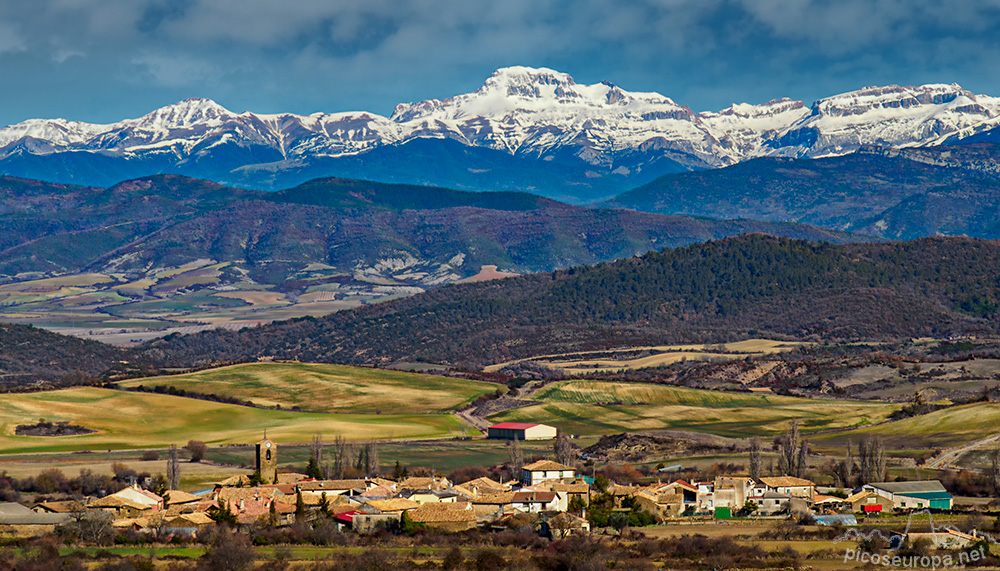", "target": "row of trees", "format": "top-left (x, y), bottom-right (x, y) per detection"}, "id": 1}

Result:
top-left (749, 421), bottom-right (887, 486)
